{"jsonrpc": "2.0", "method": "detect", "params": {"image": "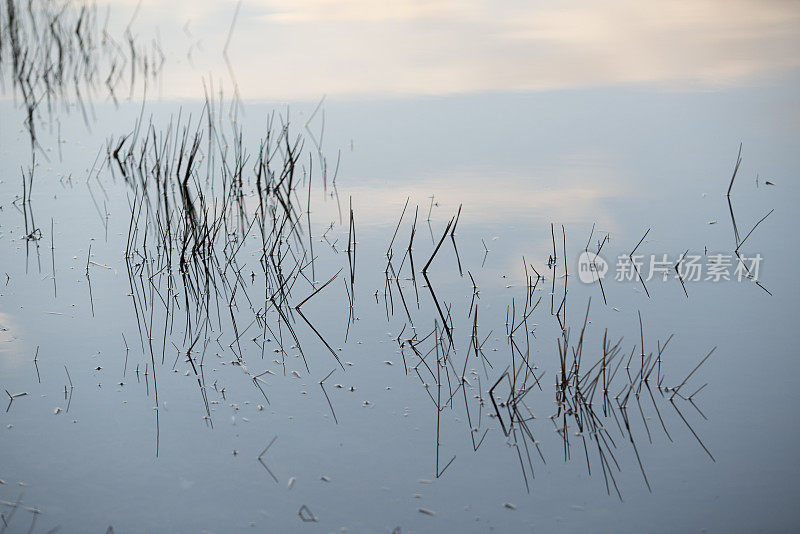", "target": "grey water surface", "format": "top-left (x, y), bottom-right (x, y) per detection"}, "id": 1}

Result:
top-left (1, 2), bottom-right (800, 533)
